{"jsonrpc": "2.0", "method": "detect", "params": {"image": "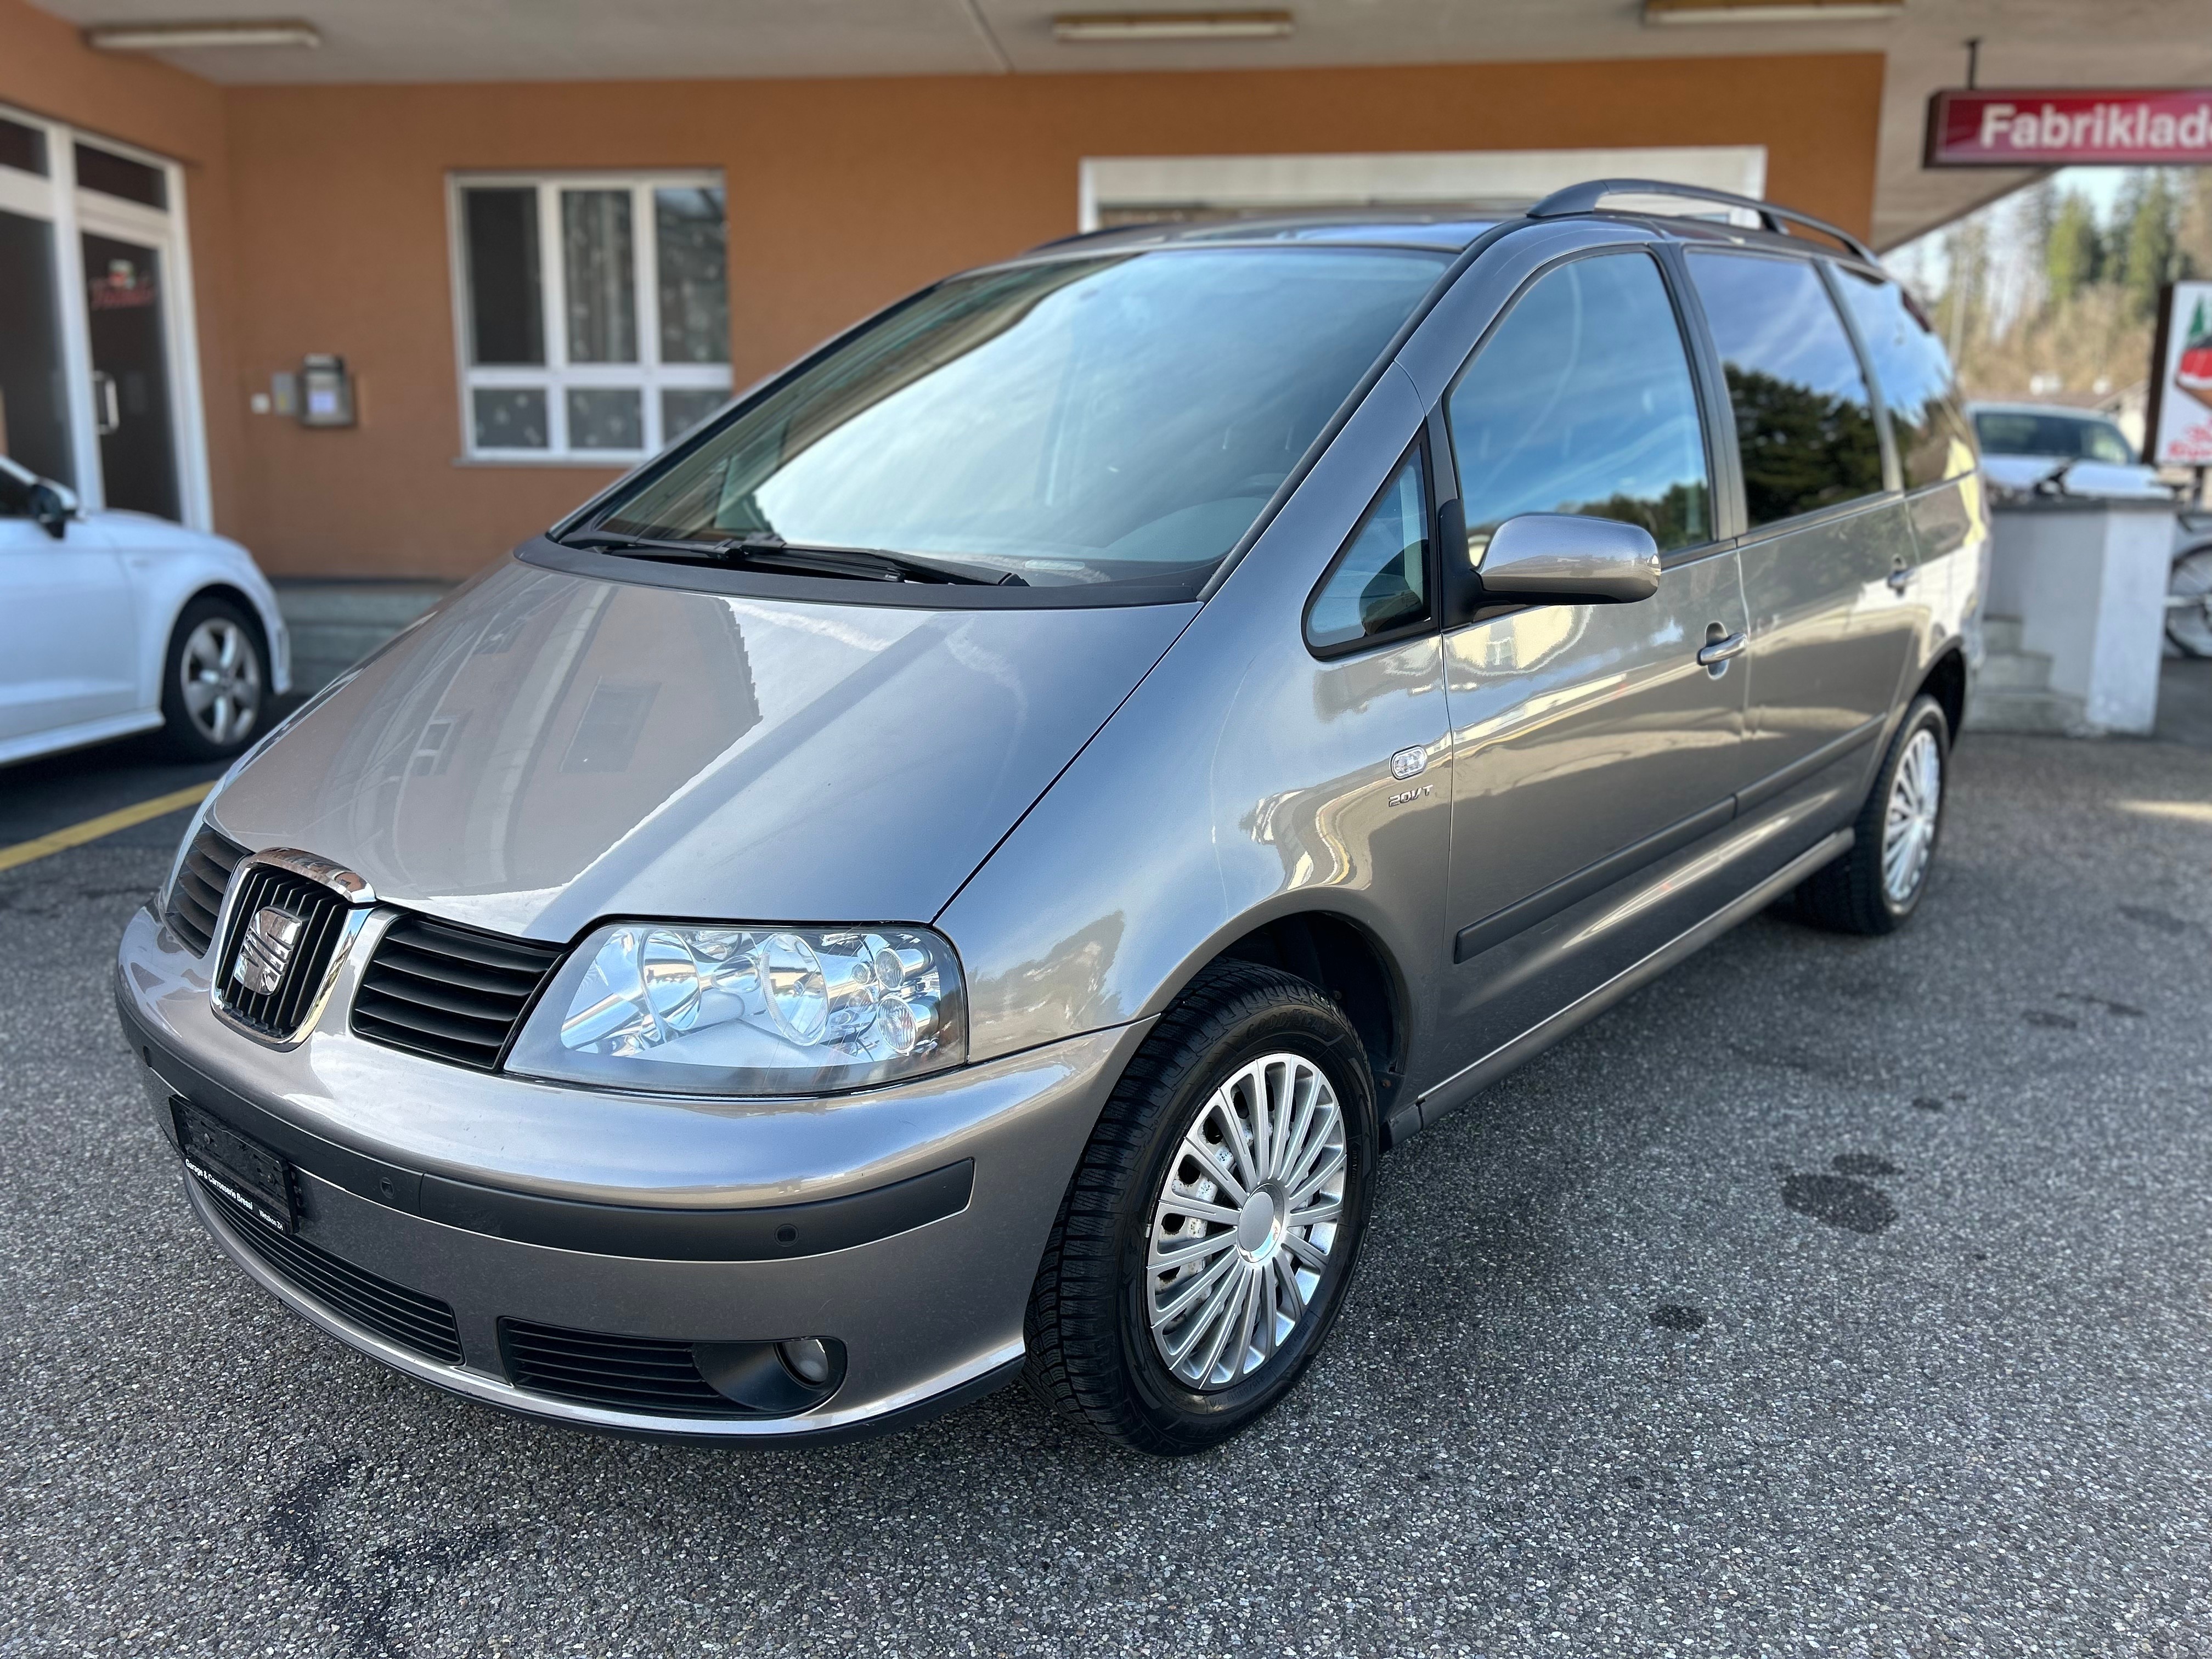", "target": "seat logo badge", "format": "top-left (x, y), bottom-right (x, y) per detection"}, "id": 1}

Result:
top-left (233, 905), bottom-right (306, 997)
top-left (1390, 746), bottom-right (1428, 781)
